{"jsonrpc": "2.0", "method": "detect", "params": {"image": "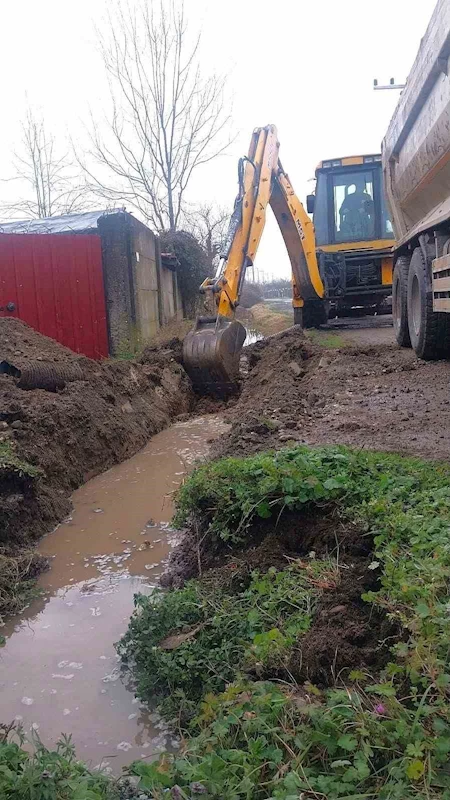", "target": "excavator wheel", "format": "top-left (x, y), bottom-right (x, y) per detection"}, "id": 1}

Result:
top-left (182, 316), bottom-right (247, 397)
top-left (302, 299), bottom-right (328, 328)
